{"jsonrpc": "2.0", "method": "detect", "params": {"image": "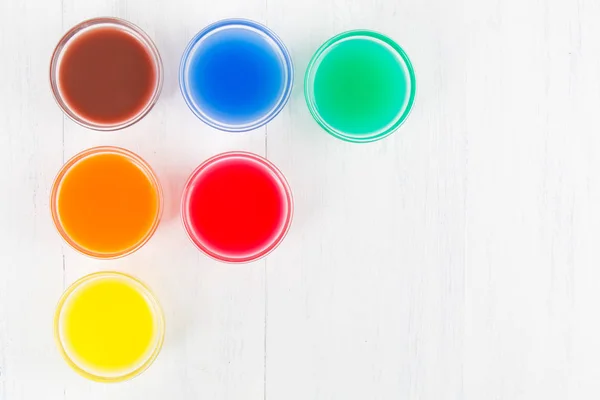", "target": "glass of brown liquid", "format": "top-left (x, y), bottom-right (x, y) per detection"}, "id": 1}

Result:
top-left (50, 17), bottom-right (163, 131)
